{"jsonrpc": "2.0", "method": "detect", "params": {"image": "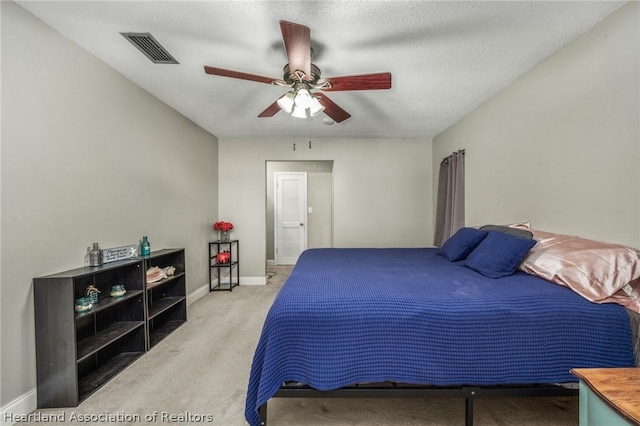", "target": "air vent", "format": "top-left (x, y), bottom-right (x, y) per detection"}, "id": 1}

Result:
top-left (121, 32), bottom-right (178, 64)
